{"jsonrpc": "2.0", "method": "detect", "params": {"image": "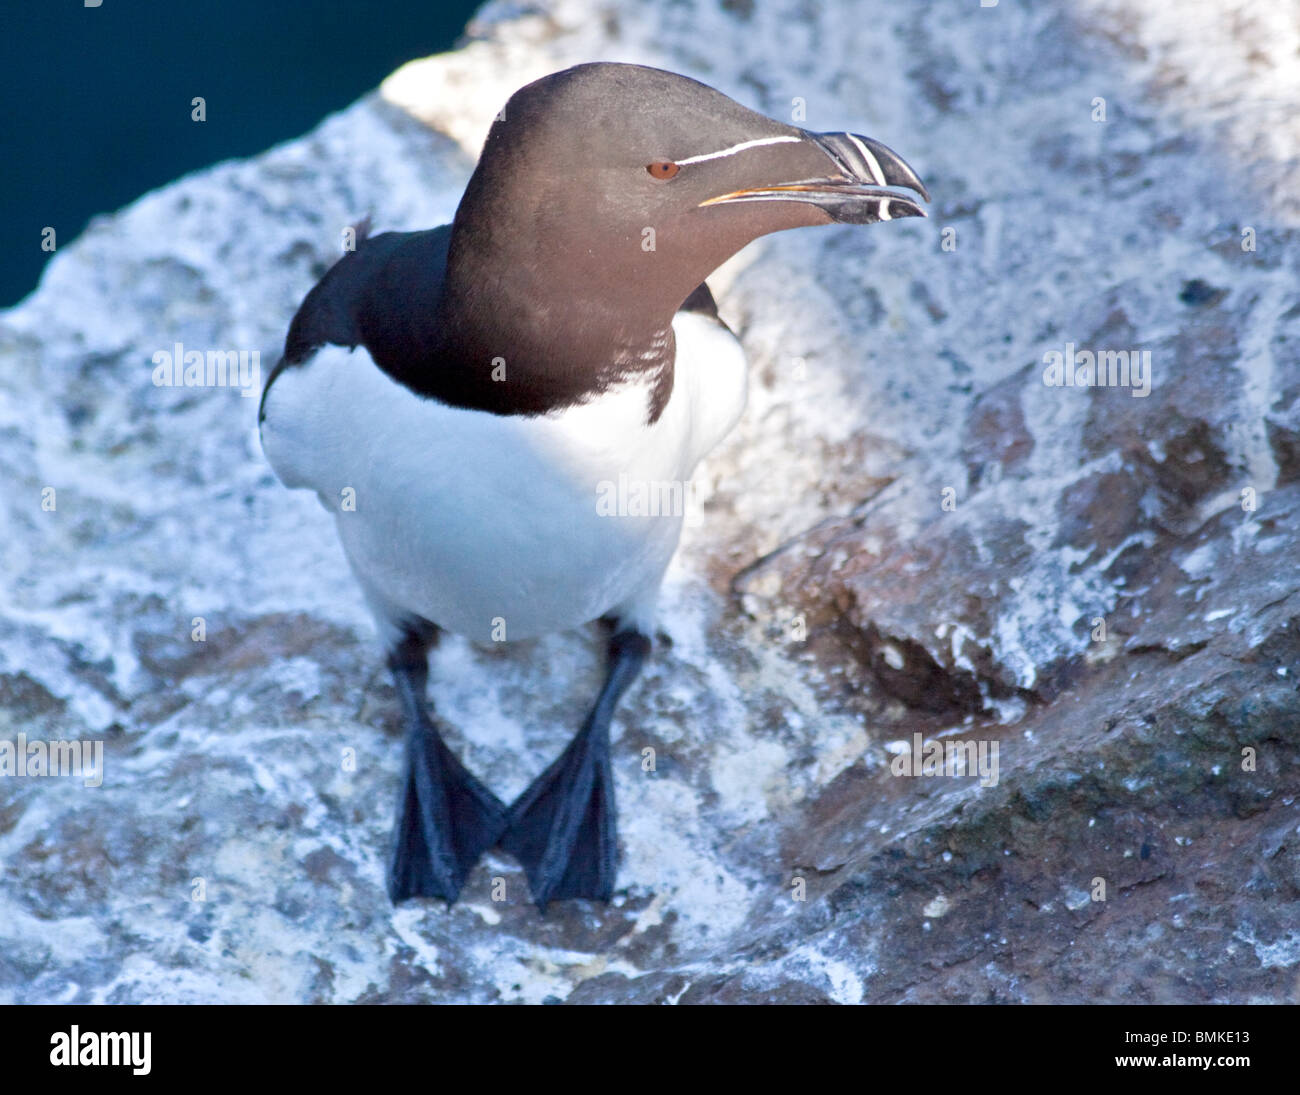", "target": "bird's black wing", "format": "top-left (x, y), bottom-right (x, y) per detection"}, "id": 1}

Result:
top-left (261, 235), bottom-right (730, 424)
top-left (679, 281), bottom-right (718, 319)
top-left (677, 280), bottom-right (735, 335)
top-left (259, 225), bottom-right (452, 423)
